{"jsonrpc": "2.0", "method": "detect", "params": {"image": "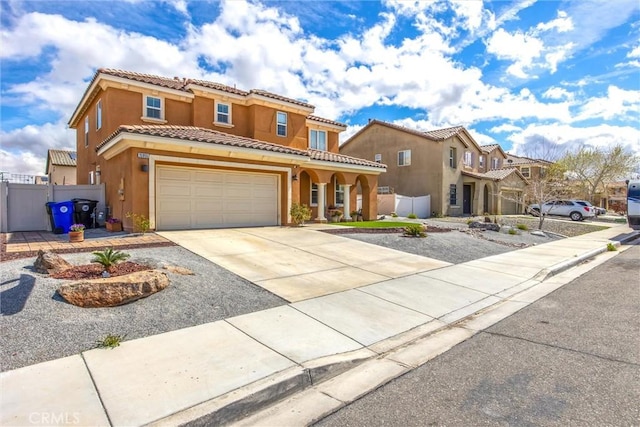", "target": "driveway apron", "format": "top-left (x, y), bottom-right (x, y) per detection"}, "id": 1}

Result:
top-left (157, 227), bottom-right (451, 302)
